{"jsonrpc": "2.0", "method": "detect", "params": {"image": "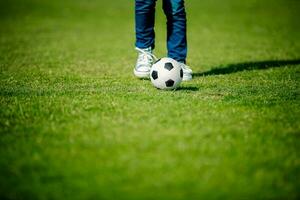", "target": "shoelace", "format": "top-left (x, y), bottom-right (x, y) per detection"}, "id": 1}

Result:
top-left (136, 47), bottom-right (158, 65)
